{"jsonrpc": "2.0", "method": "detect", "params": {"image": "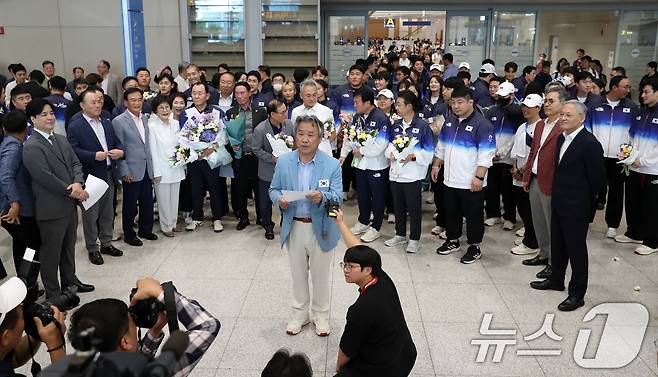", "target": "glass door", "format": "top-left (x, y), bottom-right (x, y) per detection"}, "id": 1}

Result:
top-left (445, 12), bottom-right (491, 73)
top-left (326, 15), bottom-right (367, 86)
